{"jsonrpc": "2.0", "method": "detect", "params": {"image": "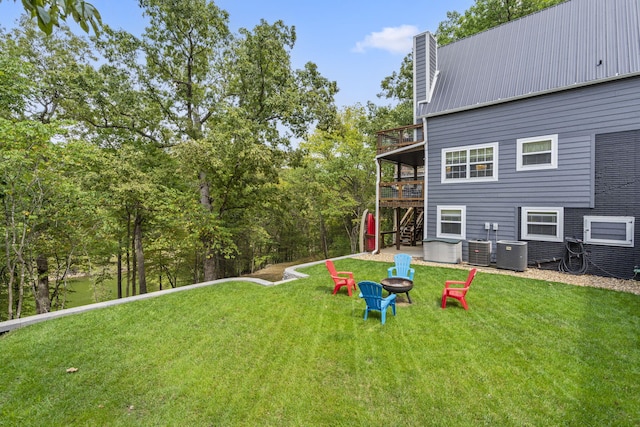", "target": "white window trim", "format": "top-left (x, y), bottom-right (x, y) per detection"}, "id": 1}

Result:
top-left (441, 142), bottom-right (499, 183)
top-left (584, 216), bottom-right (634, 247)
top-left (521, 207), bottom-right (564, 242)
top-left (516, 134), bottom-right (558, 171)
top-left (437, 205), bottom-right (466, 240)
